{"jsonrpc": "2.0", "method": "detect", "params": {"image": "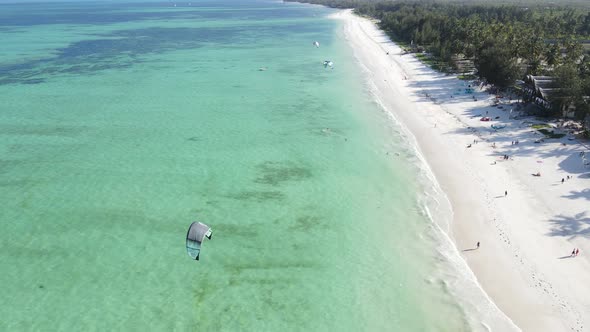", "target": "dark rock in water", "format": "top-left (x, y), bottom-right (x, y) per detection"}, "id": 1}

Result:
top-left (39, 285), bottom-right (44, 289)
